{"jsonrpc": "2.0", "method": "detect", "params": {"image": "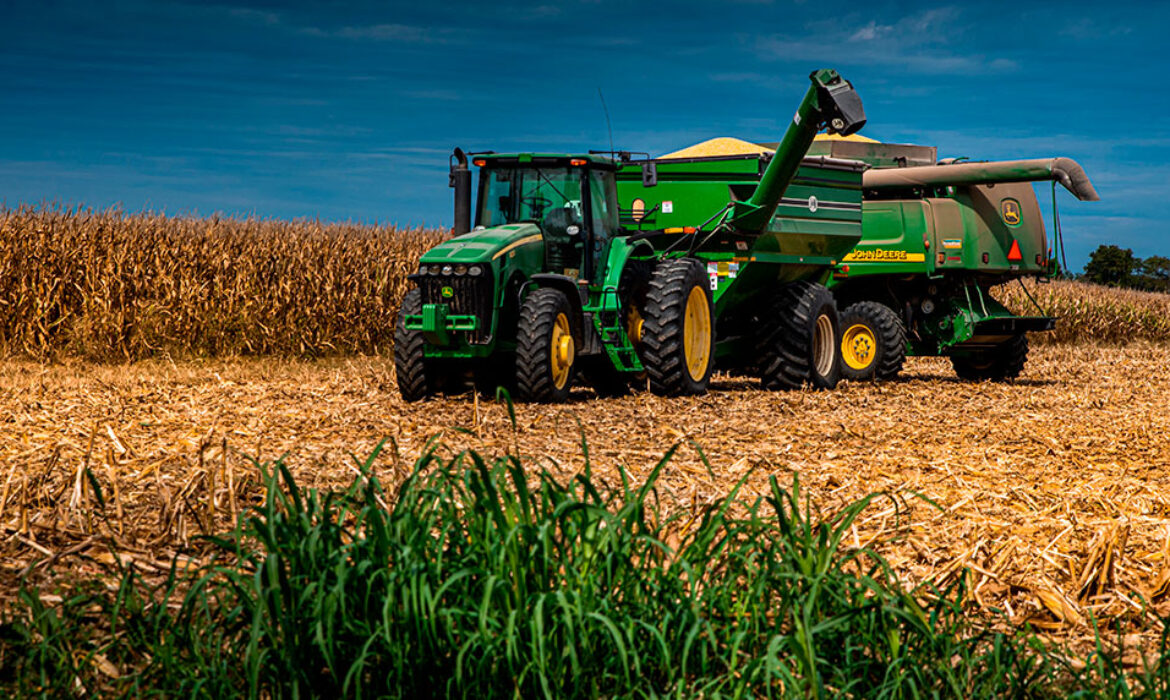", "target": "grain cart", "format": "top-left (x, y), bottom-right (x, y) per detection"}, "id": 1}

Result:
top-left (822, 145), bottom-right (1099, 381)
top-left (395, 68), bottom-right (866, 402)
